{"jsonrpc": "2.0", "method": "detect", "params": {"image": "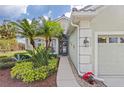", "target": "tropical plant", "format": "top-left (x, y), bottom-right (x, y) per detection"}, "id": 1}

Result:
top-left (37, 16), bottom-right (63, 49)
top-left (27, 45), bottom-right (49, 67)
top-left (14, 52), bottom-right (31, 61)
top-left (11, 19), bottom-right (39, 48)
